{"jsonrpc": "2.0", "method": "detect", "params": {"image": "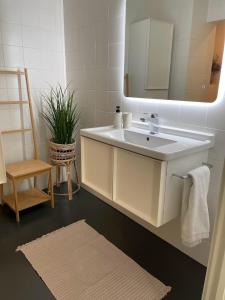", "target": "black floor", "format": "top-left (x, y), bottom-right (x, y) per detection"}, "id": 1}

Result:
top-left (0, 186), bottom-right (206, 300)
